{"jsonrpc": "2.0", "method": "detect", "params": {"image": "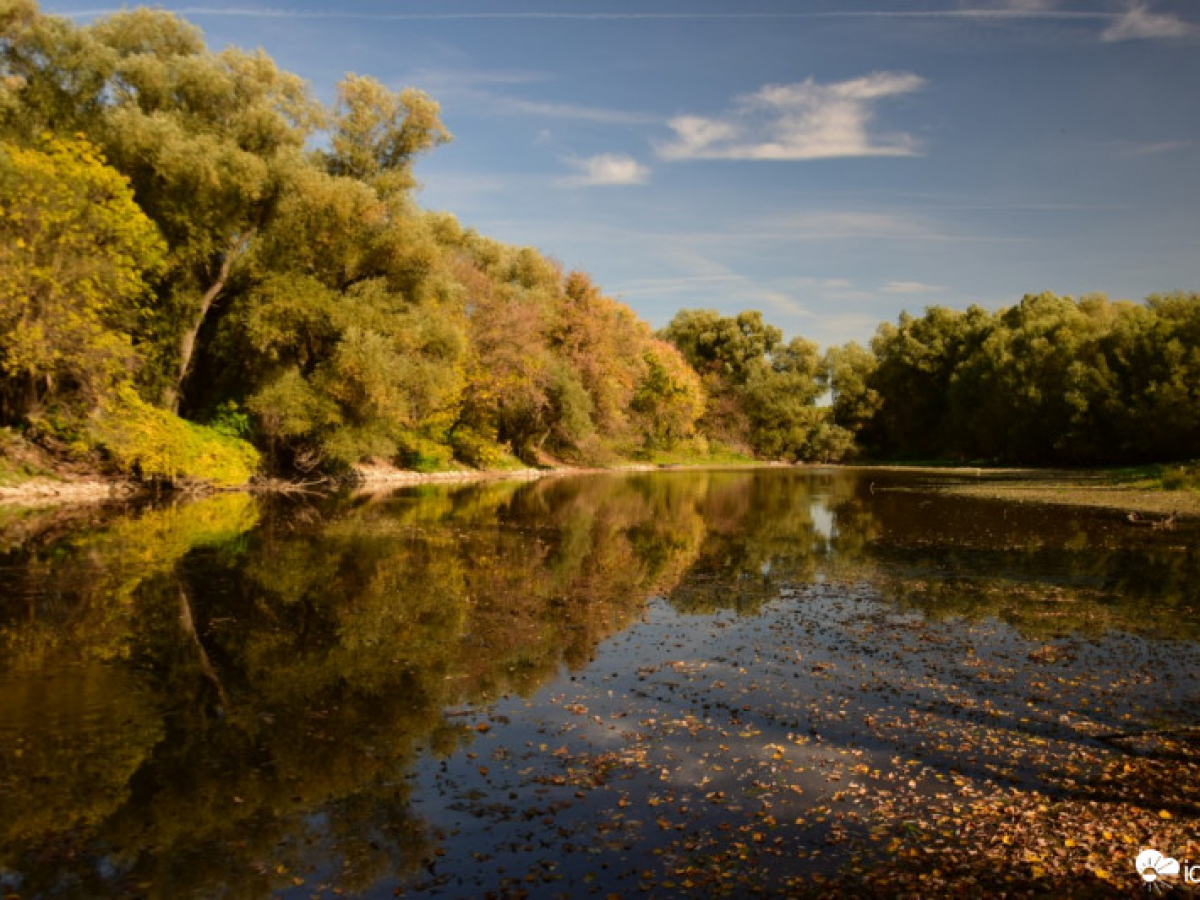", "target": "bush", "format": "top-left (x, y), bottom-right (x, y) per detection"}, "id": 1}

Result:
top-left (448, 425), bottom-right (505, 469)
top-left (89, 385), bottom-right (260, 486)
top-left (396, 432), bottom-right (454, 472)
top-left (1162, 463), bottom-right (1200, 492)
top-left (207, 401), bottom-right (254, 440)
